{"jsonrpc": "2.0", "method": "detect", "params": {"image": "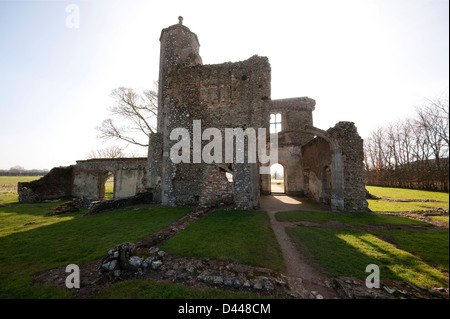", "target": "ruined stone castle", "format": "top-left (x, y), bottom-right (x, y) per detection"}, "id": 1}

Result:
top-left (18, 18), bottom-right (368, 213)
